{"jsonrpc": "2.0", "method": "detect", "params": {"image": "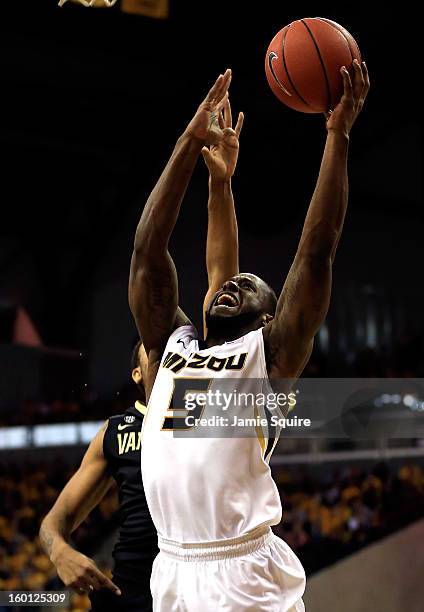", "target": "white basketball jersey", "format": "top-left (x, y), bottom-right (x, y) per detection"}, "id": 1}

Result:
top-left (141, 325), bottom-right (282, 543)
